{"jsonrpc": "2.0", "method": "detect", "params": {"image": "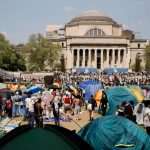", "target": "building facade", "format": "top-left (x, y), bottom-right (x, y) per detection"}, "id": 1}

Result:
top-left (45, 10), bottom-right (148, 73)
